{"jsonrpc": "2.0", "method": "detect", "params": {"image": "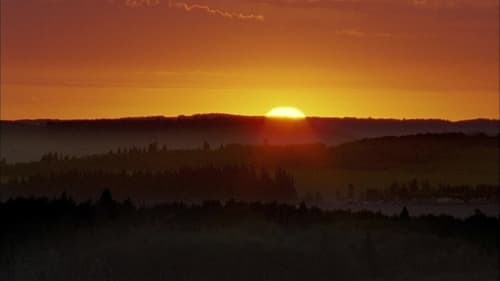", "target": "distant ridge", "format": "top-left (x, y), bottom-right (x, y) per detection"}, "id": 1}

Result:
top-left (1, 115), bottom-right (498, 163)
top-left (2, 113), bottom-right (499, 123)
